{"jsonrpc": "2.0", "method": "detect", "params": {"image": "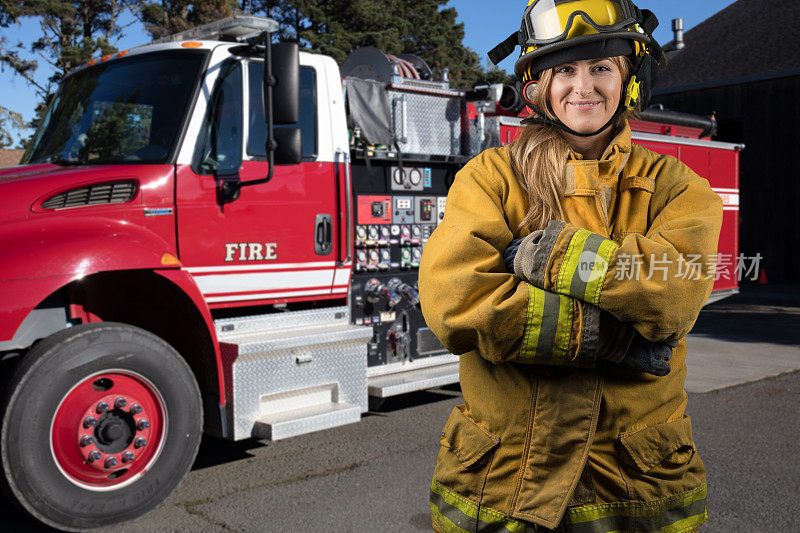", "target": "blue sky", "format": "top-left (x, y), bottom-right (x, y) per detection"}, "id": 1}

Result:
top-left (0, 0), bottom-right (737, 146)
